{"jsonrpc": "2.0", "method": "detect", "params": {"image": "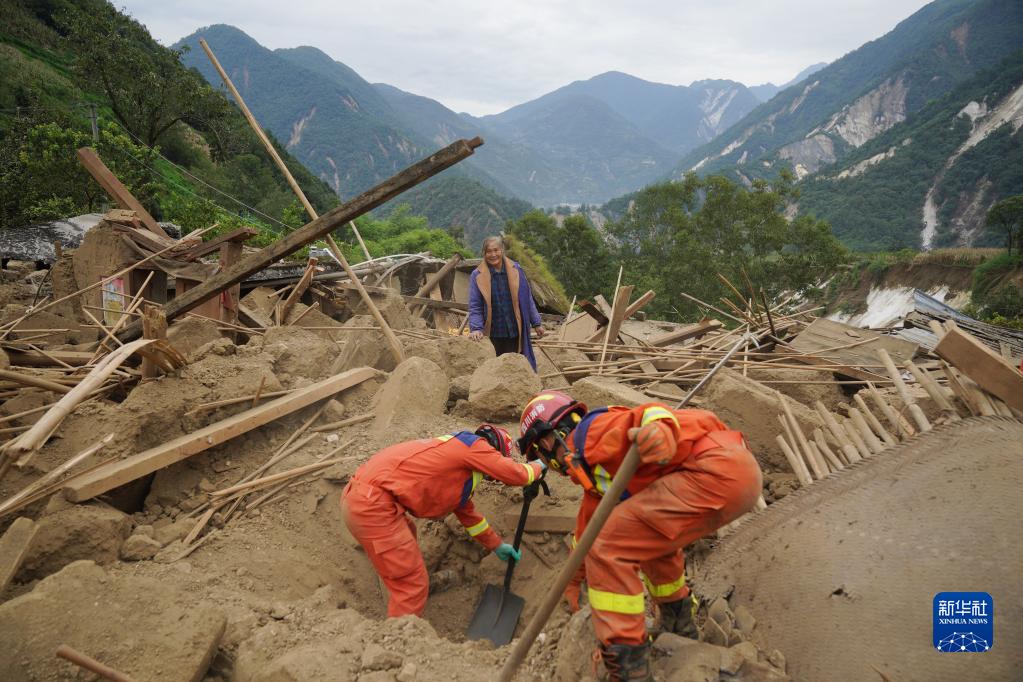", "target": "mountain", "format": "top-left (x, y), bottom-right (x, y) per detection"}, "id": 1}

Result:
top-left (797, 48), bottom-right (1023, 250)
top-left (749, 62), bottom-right (829, 102)
top-left (678, 0), bottom-right (1023, 184)
top-left (481, 71), bottom-right (760, 157)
